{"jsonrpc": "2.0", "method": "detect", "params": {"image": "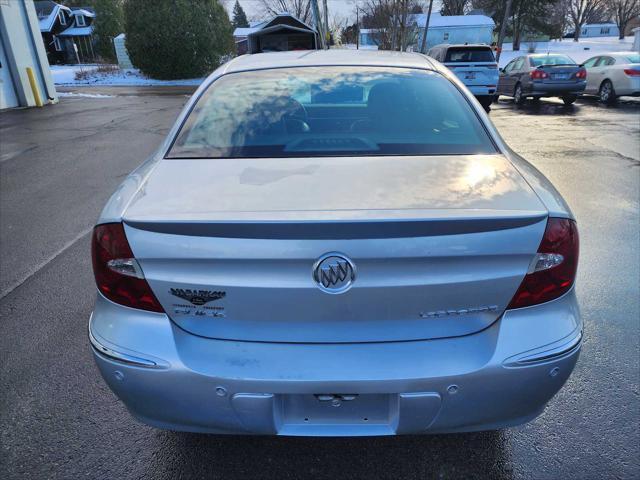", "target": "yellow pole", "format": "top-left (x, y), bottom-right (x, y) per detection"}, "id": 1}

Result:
top-left (26, 67), bottom-right (43, 107)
